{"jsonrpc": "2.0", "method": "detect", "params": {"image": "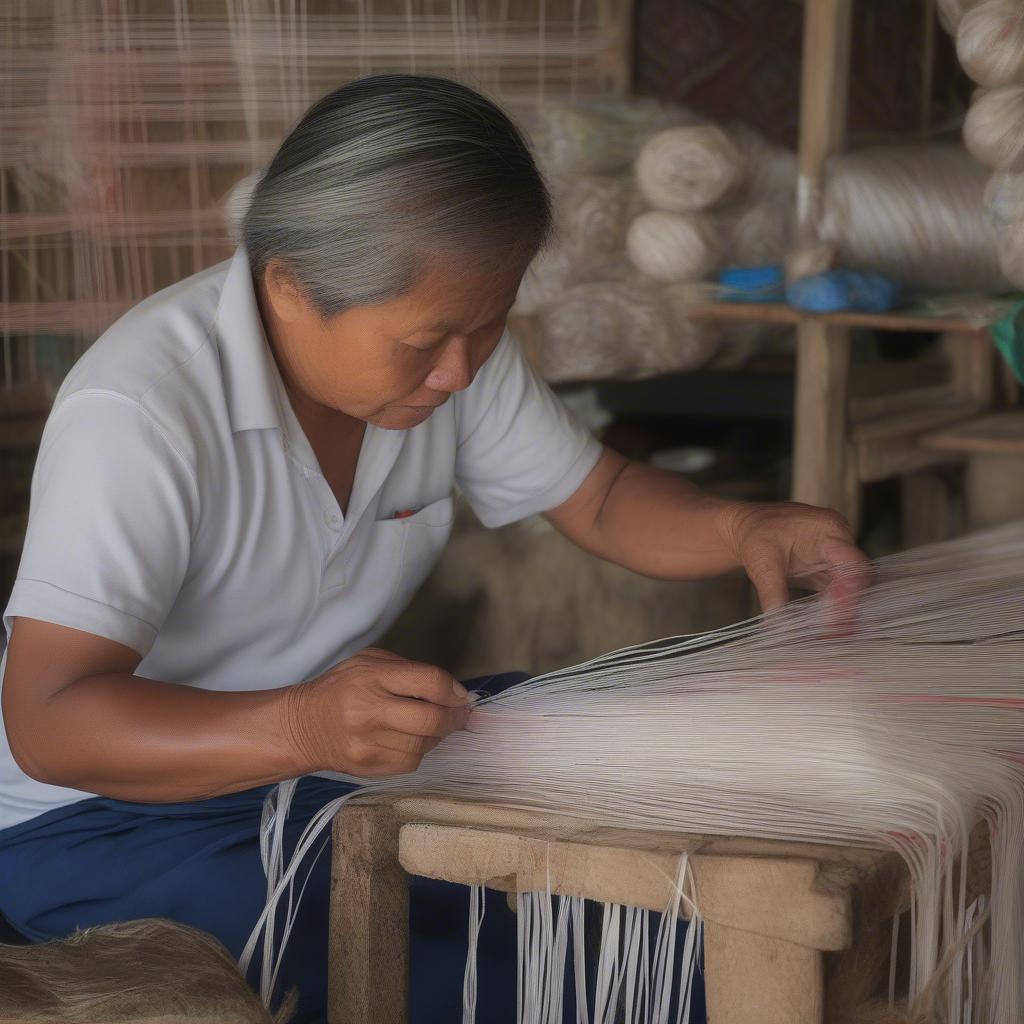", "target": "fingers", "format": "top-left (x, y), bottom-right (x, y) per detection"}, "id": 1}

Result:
top-left (746, 550), bottom-right (791, 614)
top-left (373, 656), bottom-right (471, 707)
top-left (384, 694), bottom-right (470, 739)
